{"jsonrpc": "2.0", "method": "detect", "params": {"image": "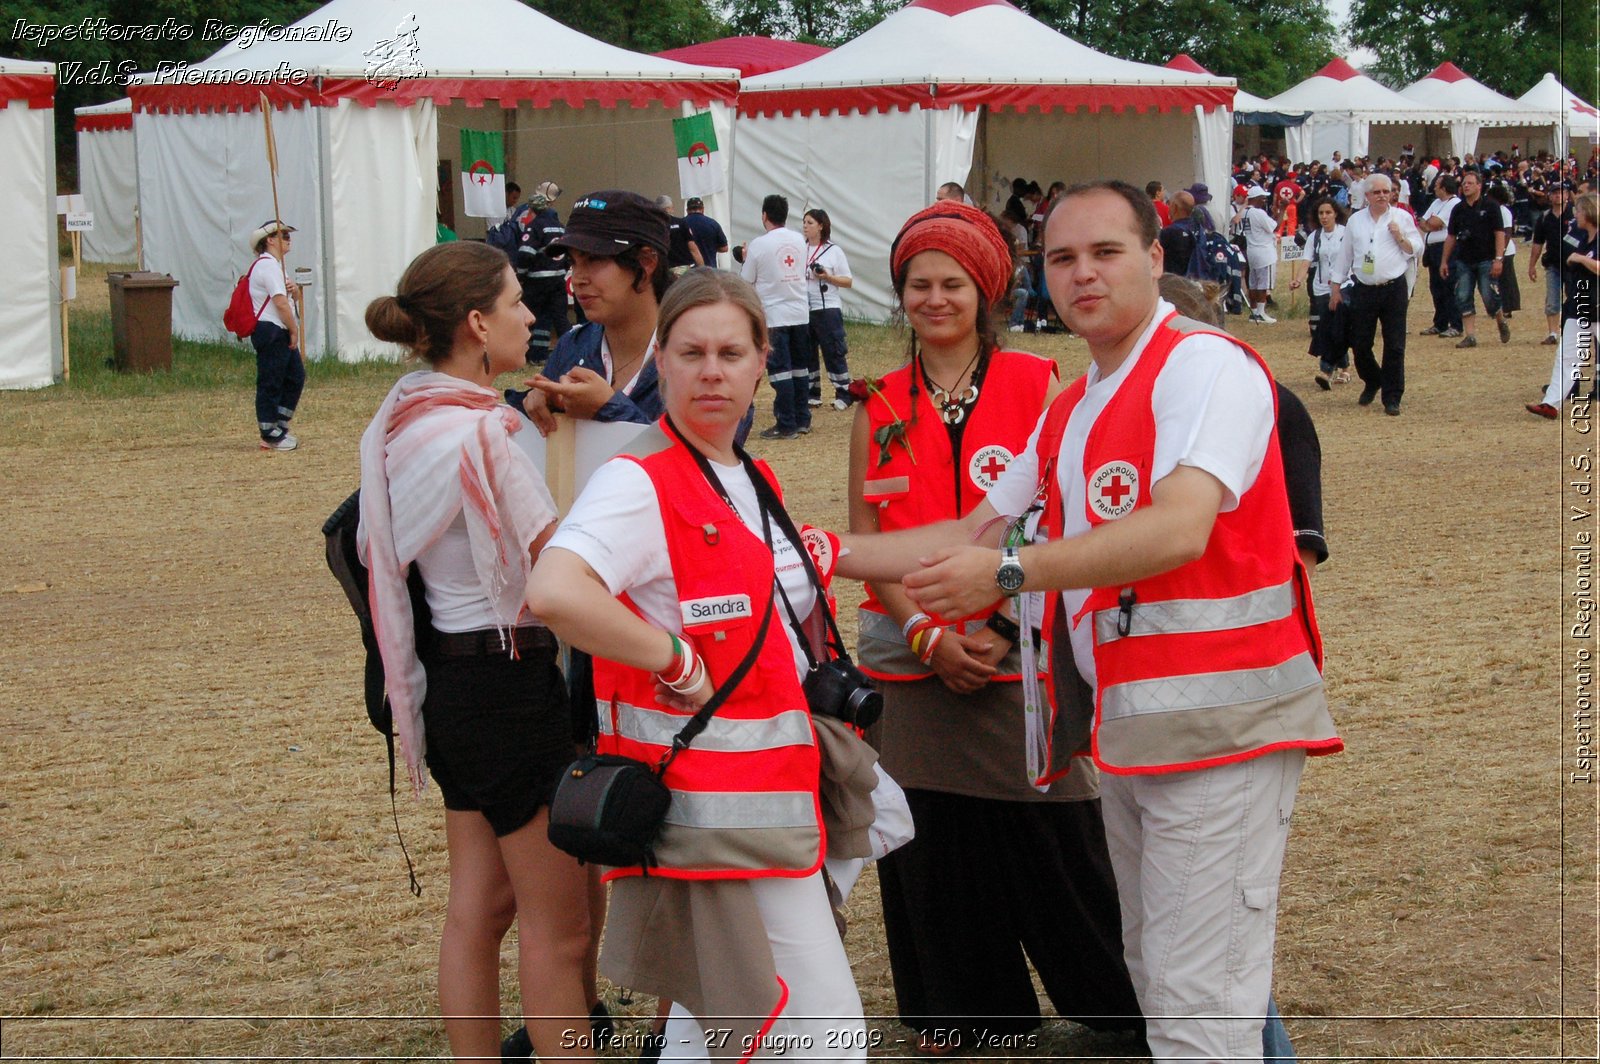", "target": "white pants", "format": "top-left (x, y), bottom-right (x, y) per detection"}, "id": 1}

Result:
top-left (1099, 749), bottom-right (1306, 1064)
top-left (1542, 316), bottom-right (1595, 407)
top-left (661, 871), bottom-right (866, 1063)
